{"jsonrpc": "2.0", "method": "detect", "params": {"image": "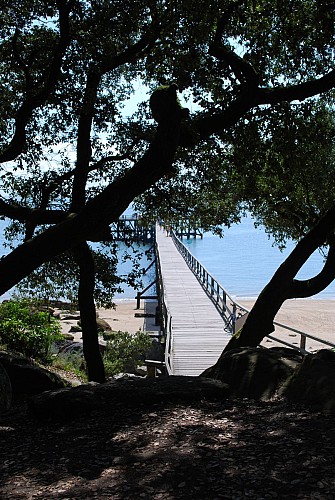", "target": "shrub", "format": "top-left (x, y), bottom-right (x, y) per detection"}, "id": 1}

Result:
top-left (103, 330), bottom-right (152, 377)
top-left (0, 299), bottom-right (62, 362)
